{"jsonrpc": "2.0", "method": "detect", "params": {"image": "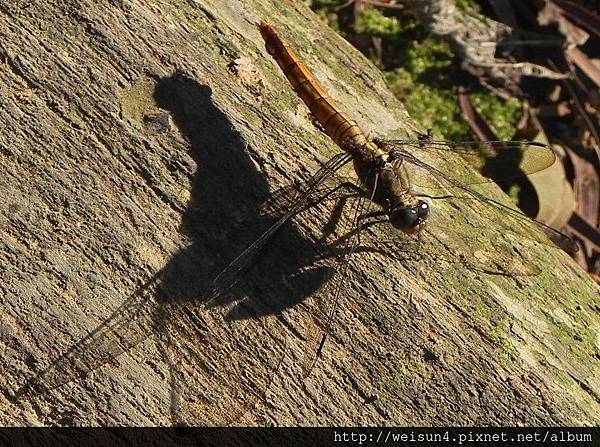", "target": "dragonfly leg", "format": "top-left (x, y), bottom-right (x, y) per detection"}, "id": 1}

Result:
top-left (309, 112), bottom-right (326, 134)
top-left (305, 181), bottom-right (364, 210)
top-left (358, 210), bottom-right (388, 224)
top-left (314, 331), bottom-right (328, 364)
top-left (312, 182), bottom-right (365, 243)
top-left (413, 192), bottom-right (455, 200)
top-left (355, 211), bottom-right (388, 247)
top-left (328, 210), bottom-right (388, 249)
